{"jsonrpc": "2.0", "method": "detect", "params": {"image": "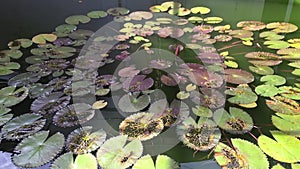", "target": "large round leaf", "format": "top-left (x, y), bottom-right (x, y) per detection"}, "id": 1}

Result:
top-left (249, 65), bottom-right (274, 75)
top-left (65, 15), bottom-right (91, 25)
top-left (272, 113), bottom-right (300, 137)
top-left (51, 152), bottom-right (98, 169)
top-left (225, 84), bottom-right (258, 104)
top-left (0, 106), bottom-right (12, 127)
top-left (118, 93), bottom-right (150, 112)
top-left (0, 86), bottom-right (29, 107)
top-left (12, 131), bottom-right (64, 168)
top-left (132, 154), bottom-right (179, 169)
top-left (96, 135), bottom-right (143, 169)
top-left (224, 69), bottom-right (254, 84)
top-left (260, 75), bottom-right (286, 86)
top-left (255, 85), bottom-right (280, 97)
top-left (258, 130), bottom-right (300, 163)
